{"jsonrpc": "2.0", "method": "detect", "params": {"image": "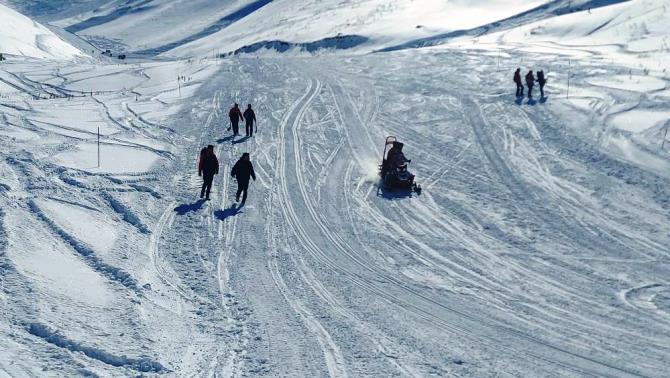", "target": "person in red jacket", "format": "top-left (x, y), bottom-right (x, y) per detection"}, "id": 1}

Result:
top-left (198, 145), bottom-right (219, 200)
top-left (228, 103), bottom-right (244, 135)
